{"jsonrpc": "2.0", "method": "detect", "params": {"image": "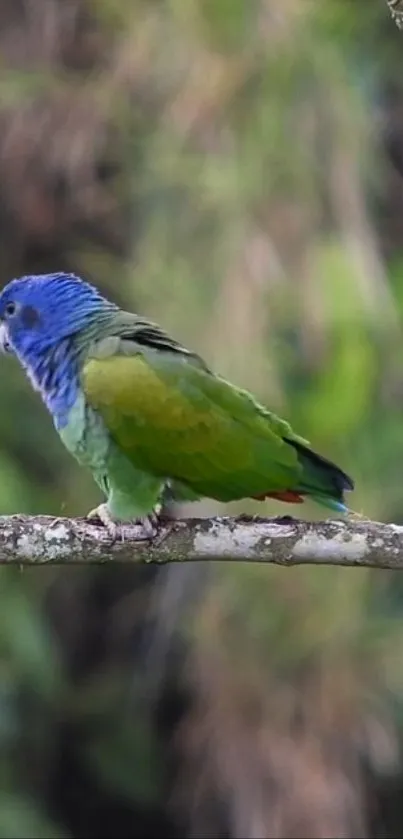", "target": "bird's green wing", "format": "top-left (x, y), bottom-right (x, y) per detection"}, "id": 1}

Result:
top-left (80, 315), bottom-right (308, 503)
